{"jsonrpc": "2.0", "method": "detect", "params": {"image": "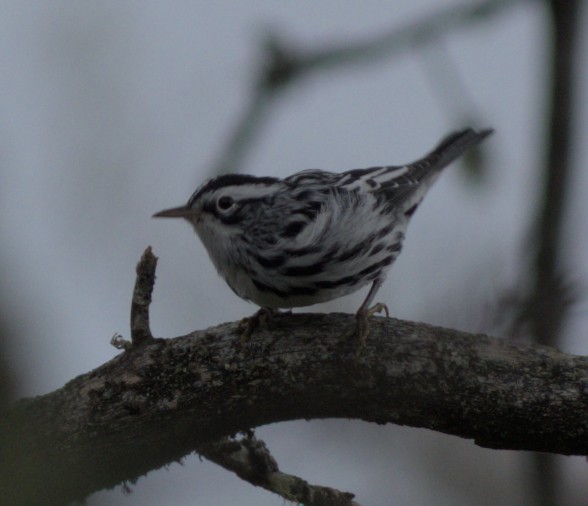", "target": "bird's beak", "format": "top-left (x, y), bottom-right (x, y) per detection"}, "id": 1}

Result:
top-left (152, 205), bottom-right (192, 219)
